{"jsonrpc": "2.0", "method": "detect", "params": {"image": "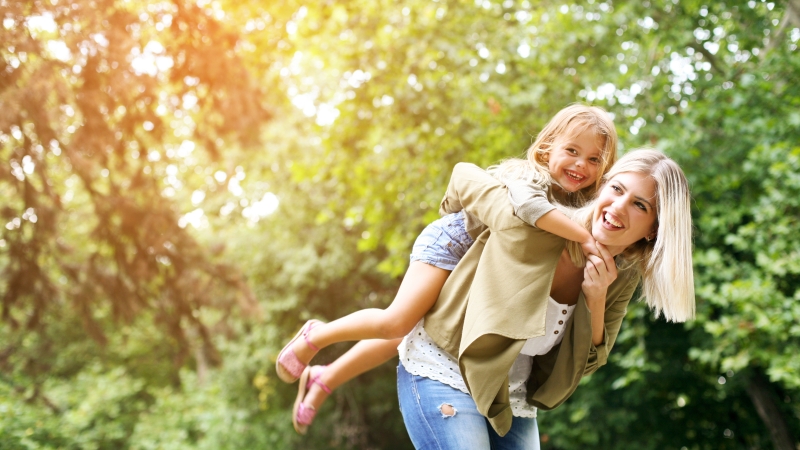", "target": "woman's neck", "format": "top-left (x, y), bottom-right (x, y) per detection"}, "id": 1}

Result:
top-left (549, 249), bottom-right (584, 306)
top-left (604, 244), bottom-right (627, 257)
